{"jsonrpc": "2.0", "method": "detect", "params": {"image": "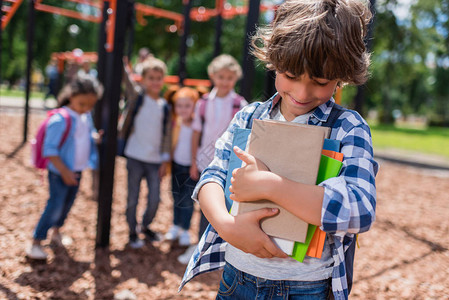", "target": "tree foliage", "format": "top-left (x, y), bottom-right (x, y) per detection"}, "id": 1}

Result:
top-left (1, 0), bottom-right (449, 125)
